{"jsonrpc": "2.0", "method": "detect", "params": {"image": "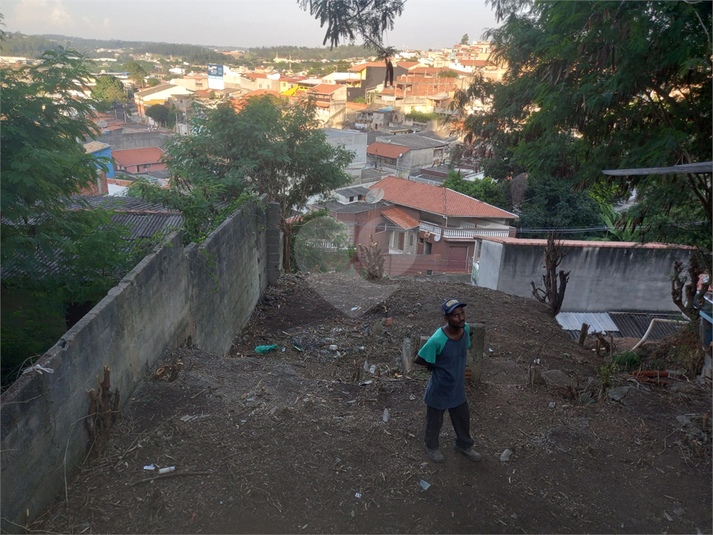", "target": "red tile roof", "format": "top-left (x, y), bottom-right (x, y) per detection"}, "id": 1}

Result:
top-left (346, 101), bottom-right (368, 110)
top-left (348, 62), bottom-right (385, 72)
top-left (371, 176), bottom-right (518, 219)
top-left (309, 83), bottom-right (342, 94)
top-left (367, 142), bottom-right (411, 159)
top-left (398, 61), bottom-right (421, 69)
top-left (381, 207), bottom-right (419, 230)
top-left (457, 59), bottom-right (490, 67)
top-left (113, 147), bottom-right (165, 167)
